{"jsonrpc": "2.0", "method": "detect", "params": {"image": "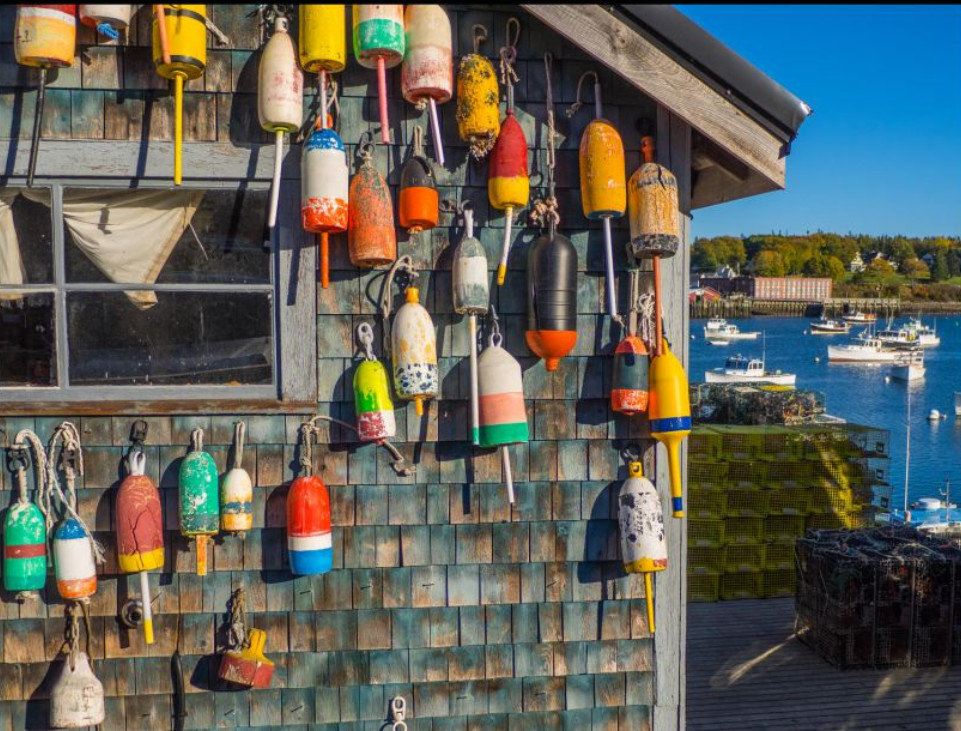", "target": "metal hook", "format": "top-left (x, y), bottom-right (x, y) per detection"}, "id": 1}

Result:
top-left (472, 24), bottom-right (489, 54)
top-left (6, 445), bottom-right (29, 475)
top-left (390, 696), bottom-right (407, 730)
top-left (357, 322), bottom-right (376, 361)
top-left (488, 304), bottom-right (503, 348)
top-left (566, 70), bottom-right (601, 118)
top-left (621, 442), bottom-right (643, 464)
top-left (357, 131), bottom-right (375, 165)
